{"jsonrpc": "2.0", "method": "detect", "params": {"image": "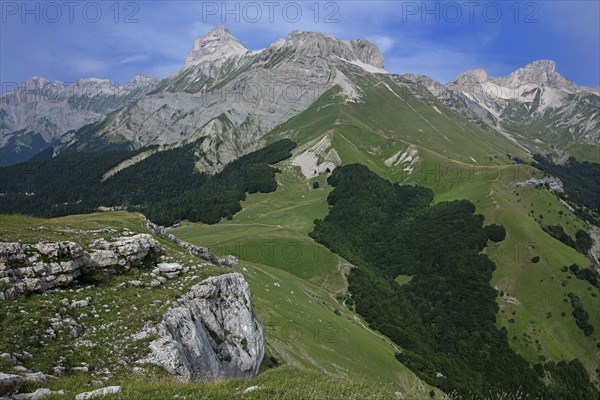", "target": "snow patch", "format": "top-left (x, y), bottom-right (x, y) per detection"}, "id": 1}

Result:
top-left (339, 58), bottom-right (388, 74)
